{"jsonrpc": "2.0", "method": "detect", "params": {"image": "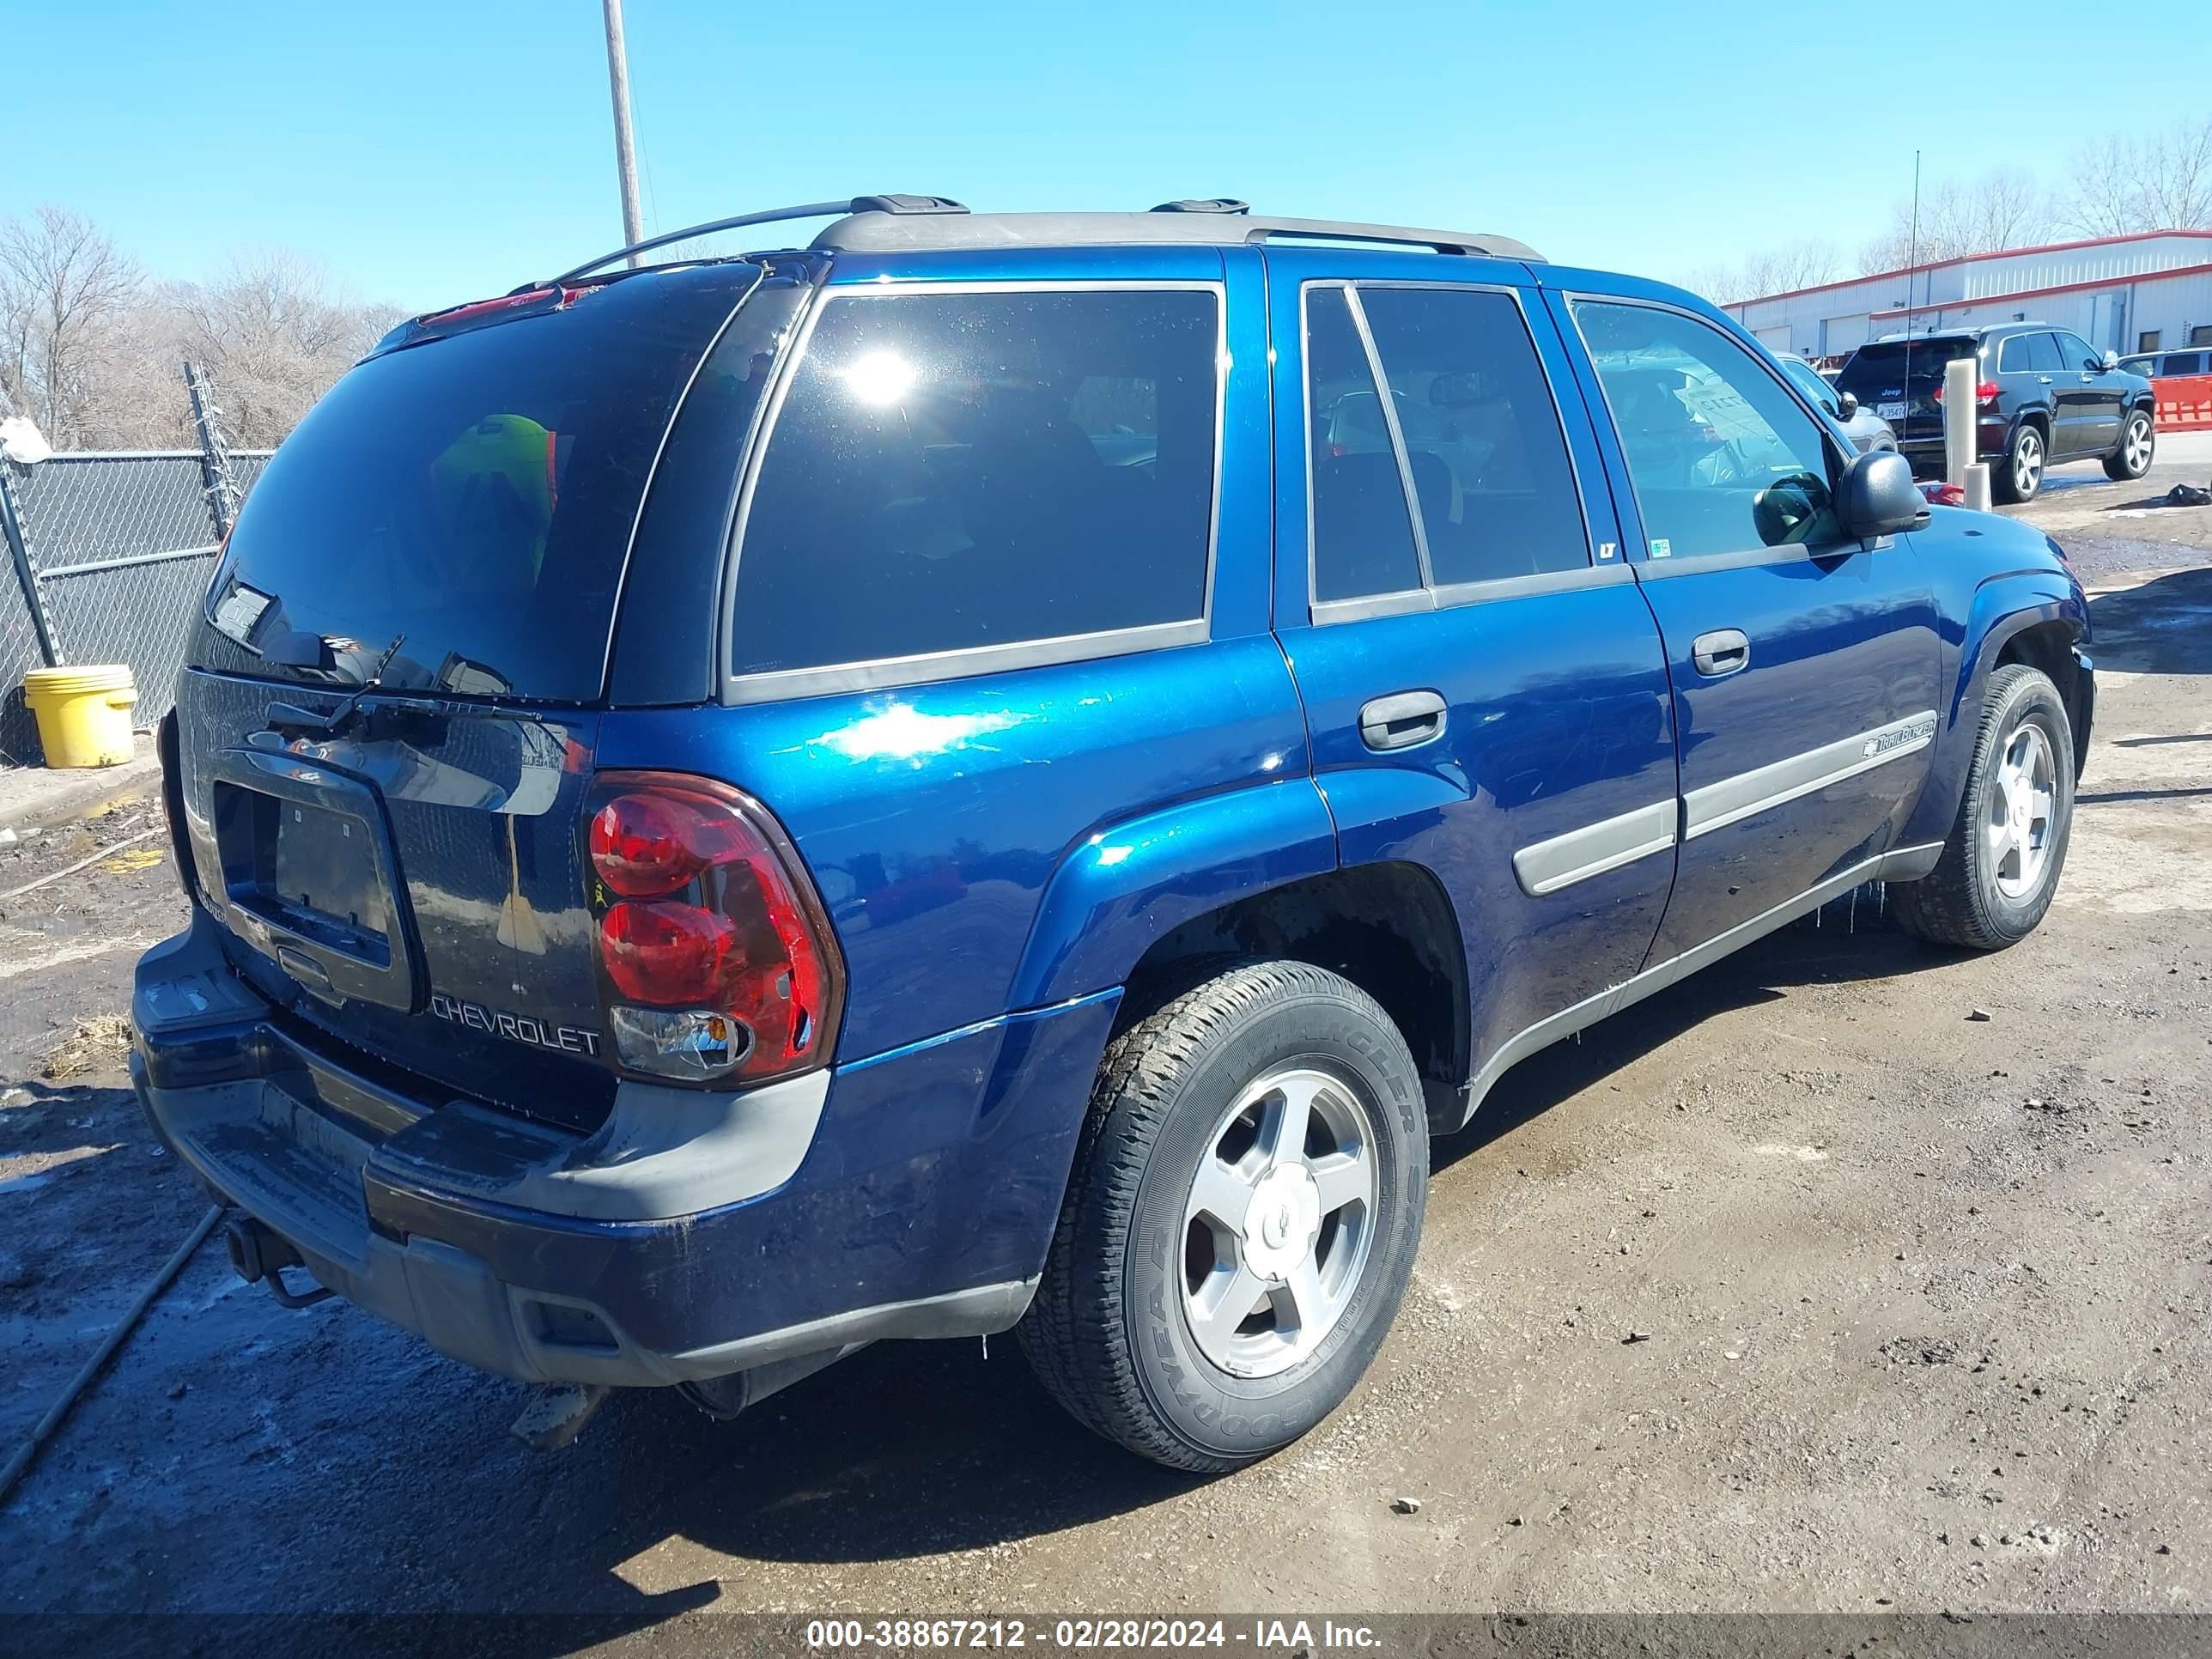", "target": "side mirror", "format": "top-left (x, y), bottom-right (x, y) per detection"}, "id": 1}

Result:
top-left (1837, 389), bottom-right (1860, 420)
top-left (2100, 349), bottom-right (2120, 371)
top-left (1838, 449), bottom-right (1927, 539)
